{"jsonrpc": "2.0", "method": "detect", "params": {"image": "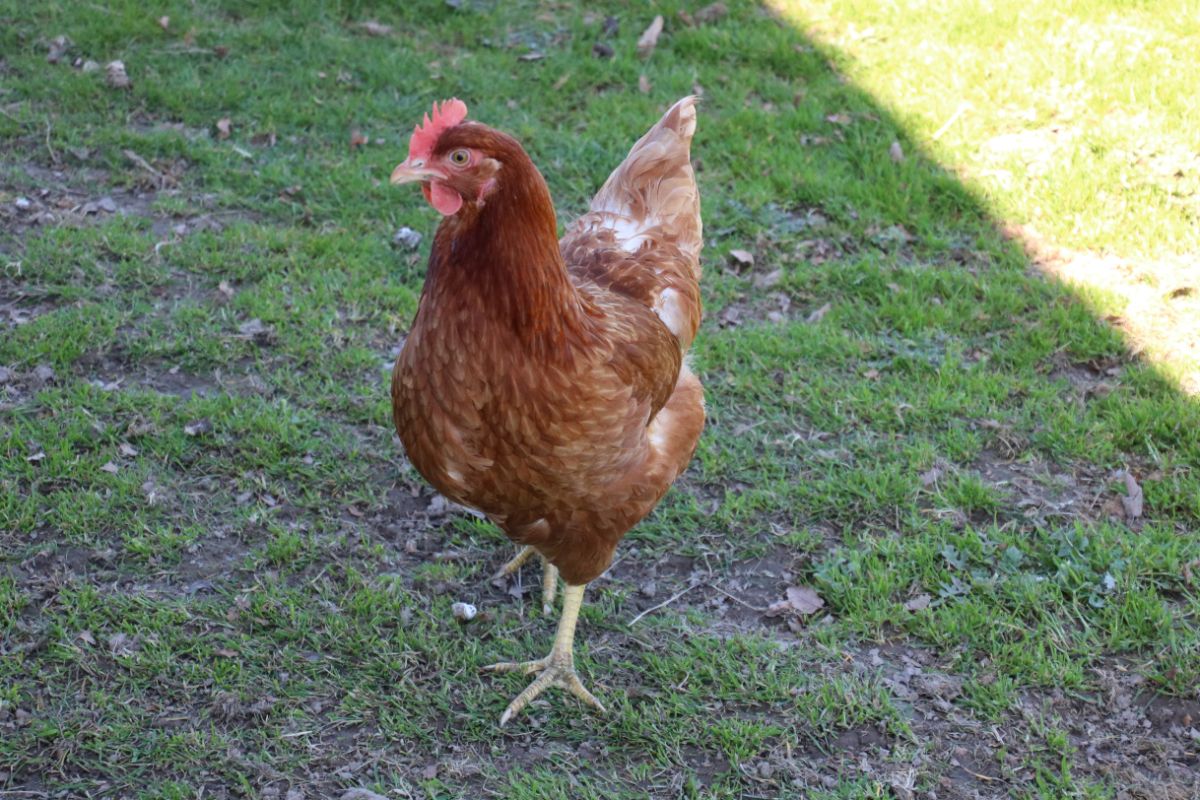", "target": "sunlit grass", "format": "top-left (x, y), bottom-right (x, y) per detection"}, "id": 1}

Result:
top-left (1, 1), bottom-right (1197, 797)
top-left (771, 0), bottom-right (1200, 392)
